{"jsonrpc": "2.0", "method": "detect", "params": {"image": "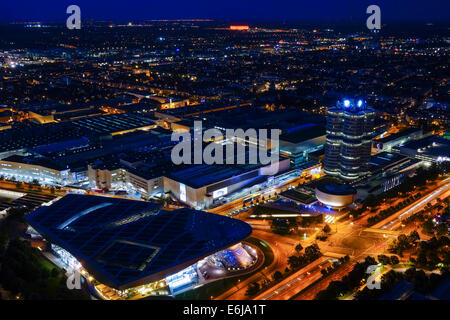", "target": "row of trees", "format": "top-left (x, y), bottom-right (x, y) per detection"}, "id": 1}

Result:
top-left (403, 201), bottom-right (449, 236)
top-left (367, 194), bottom-right (421, 226)
top-left (0, 207), bottom-right (89, 300)
top-left (287, 243), bottom-right (322, 270)
top-left (315, 256), bottom-right (378, 300)
top-left (388, 231), bottom-right (421, 256)
top-left (320, 255), bottom-right (350, 277)
top-left (355, 268), bottom-right (449, 300)
top-left (351, 163), bottom-right (446, 221)
top-left (413, 236), bottom-right (450, 270)
top-left (245, 243), bottom-right (323, 297)
top-left (0, 239), bottom-right (89, 300)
